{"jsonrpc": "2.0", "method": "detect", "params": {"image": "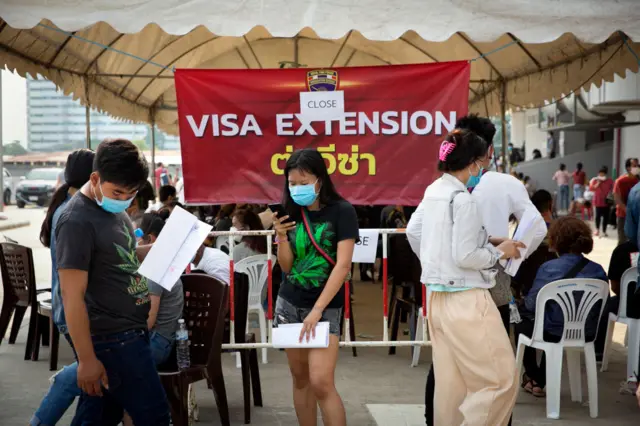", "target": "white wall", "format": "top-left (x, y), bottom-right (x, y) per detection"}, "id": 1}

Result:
top-left (510, 111), bottom-right (526, 149)
top-left (585, 70), bottom-right (640, 108)
top-left (515, 142), bottom-right (613, 197)
top-left (524, 108), bottom-right (548, 160)
top-left (620, 111), bottom-right (640, 163)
